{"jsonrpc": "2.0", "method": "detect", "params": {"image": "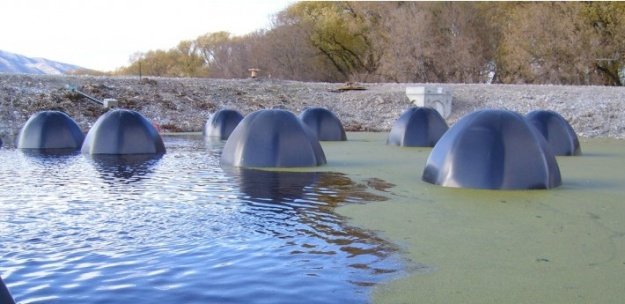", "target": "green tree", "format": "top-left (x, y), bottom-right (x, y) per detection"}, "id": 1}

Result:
top-left (195, 31), bottom-right (232, 72)
top-left (195, 31), bottom-right (257, 78)
top-left (283, 1), bottom-right (385, 81)
top-left (116, 43), bottom-right (207, 77)
top-left (494, 2), bottom-right (625, 85)
top-left (582, 2), bottom-right (625, 85)
top-left (495, 2), bottom-right (590, 84)
top-left (113, 2), bottom-right (625, 85)
top-left (171, 40), bottom-right (208, 77)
